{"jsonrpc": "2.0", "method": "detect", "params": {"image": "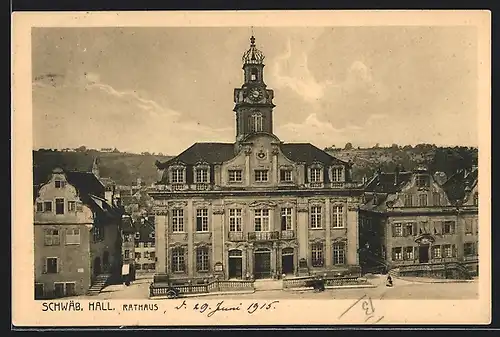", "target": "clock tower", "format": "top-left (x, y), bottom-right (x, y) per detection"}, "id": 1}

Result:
top-left (234, 36), bottom-right (276, 143)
